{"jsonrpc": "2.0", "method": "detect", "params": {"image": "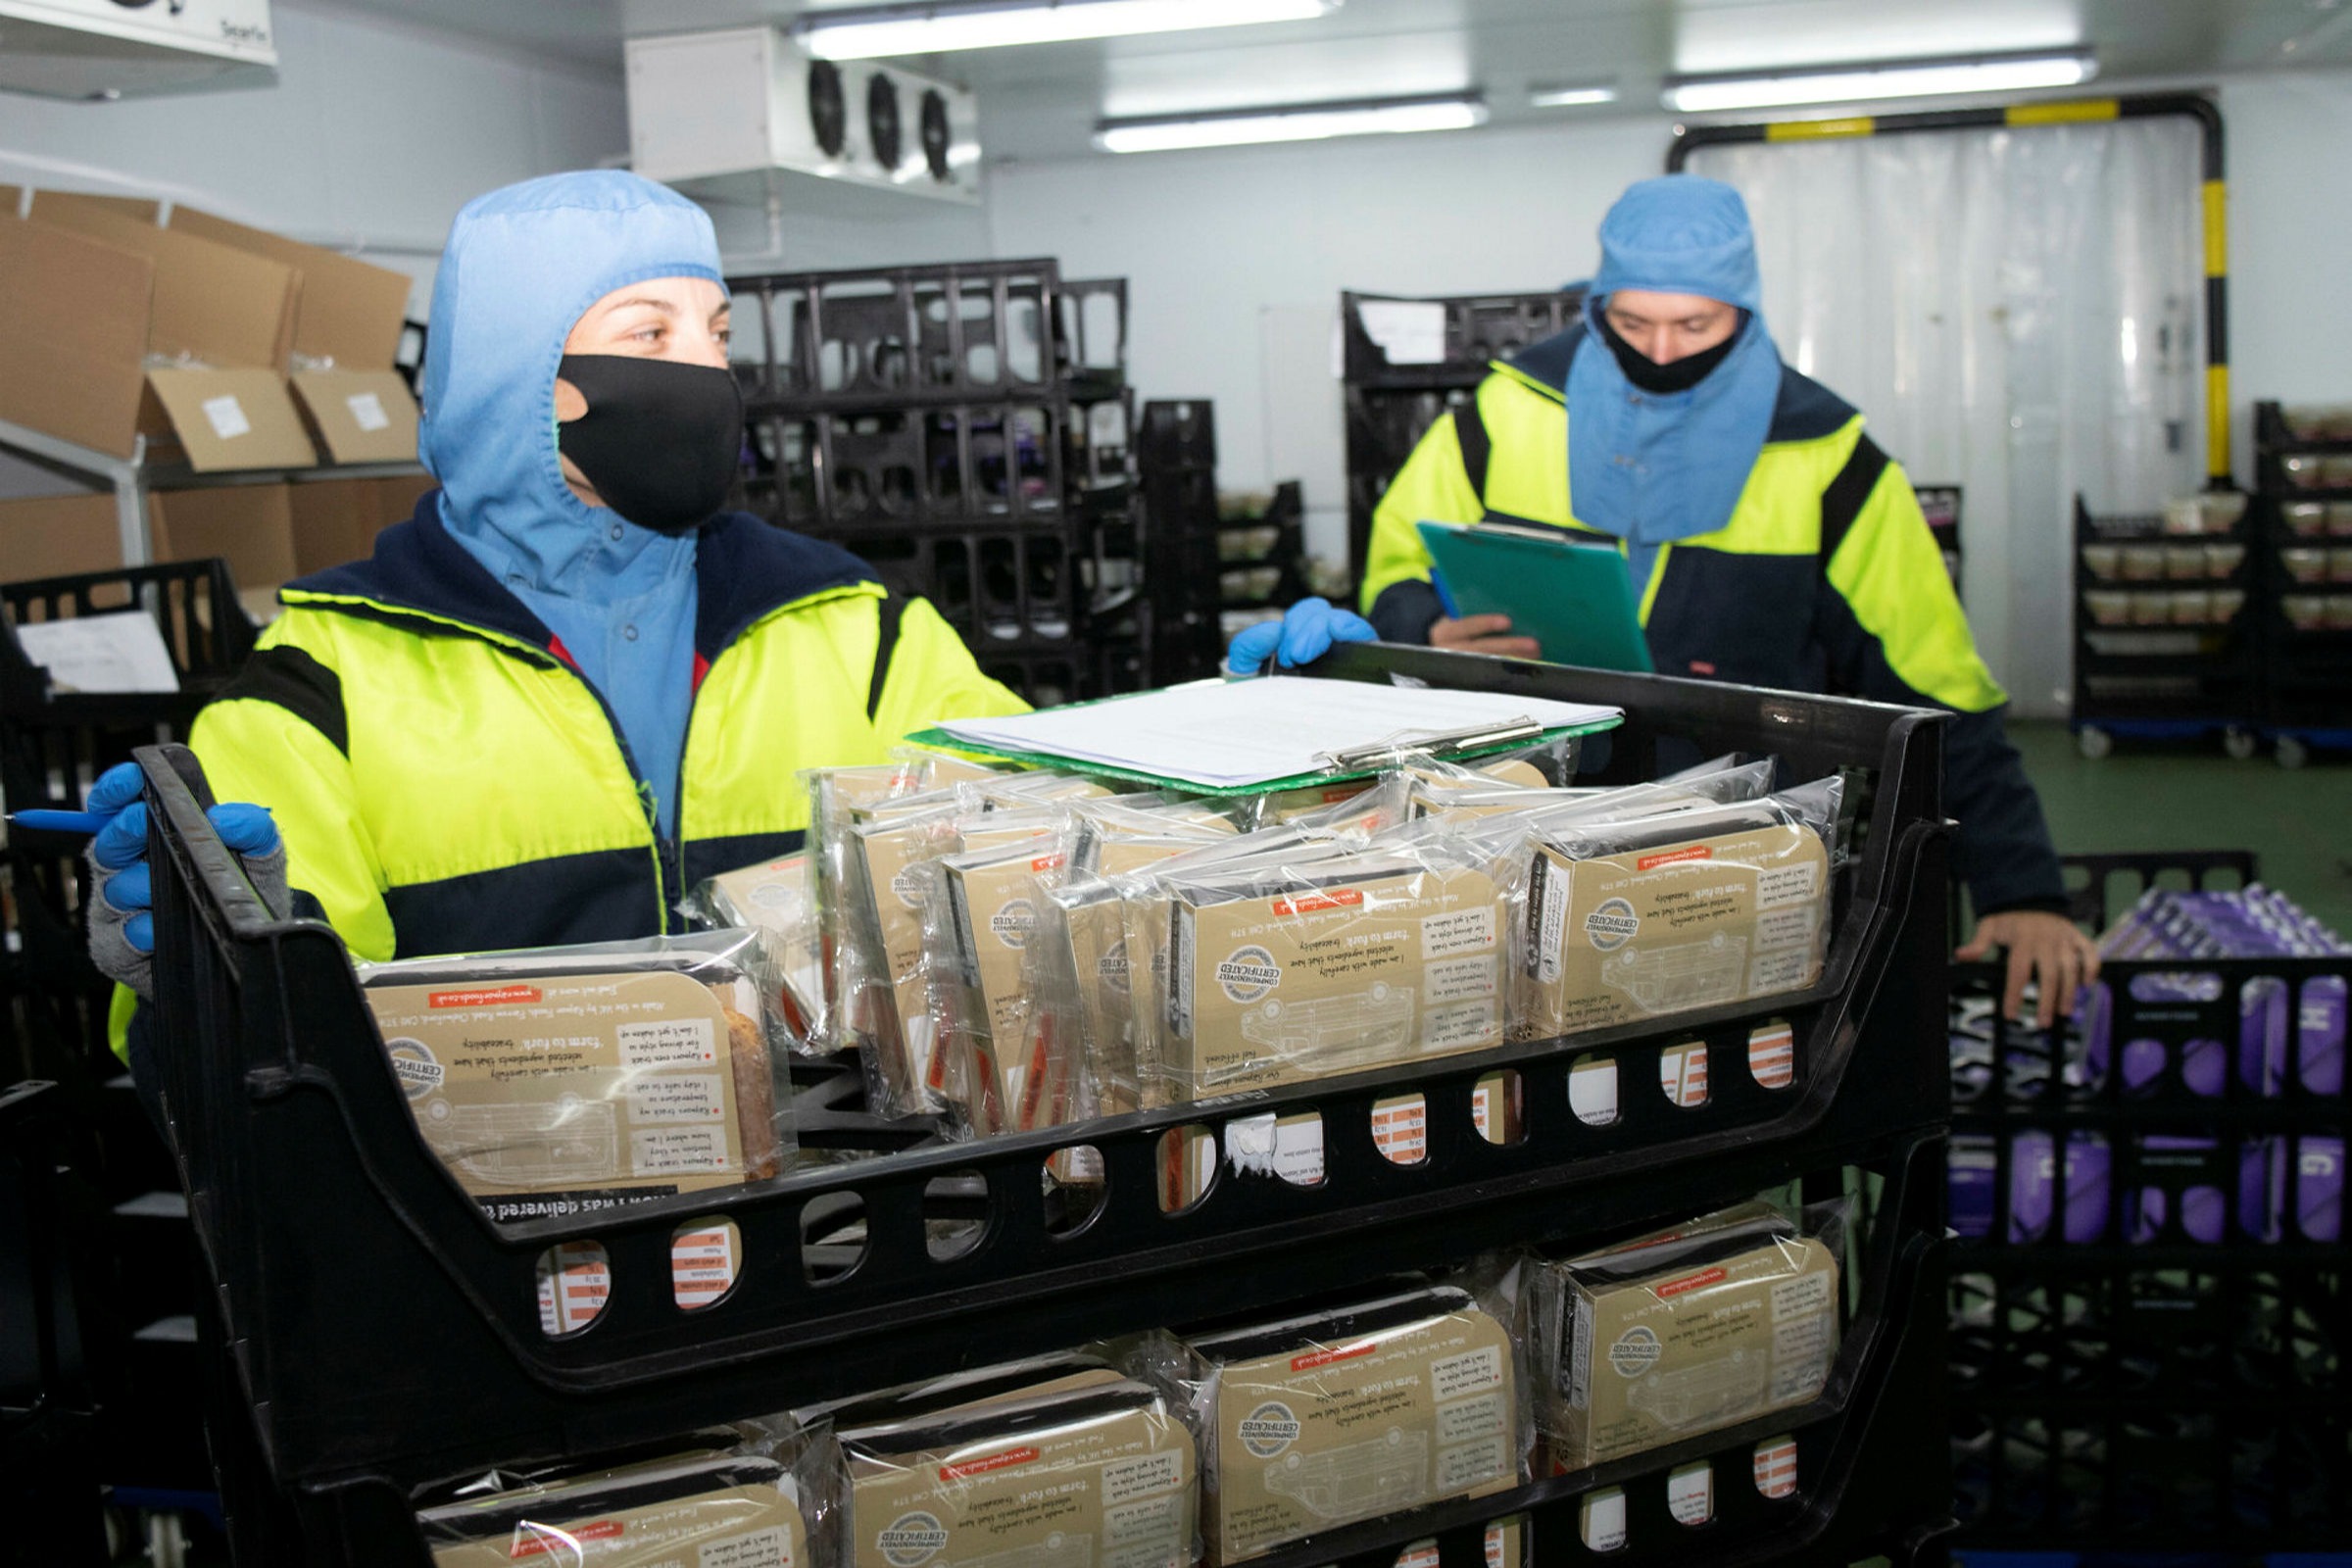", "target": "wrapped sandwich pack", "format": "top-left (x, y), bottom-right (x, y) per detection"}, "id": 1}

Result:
top-left (418, 1448), bottom-right (815, 1568)
top-left (691, 853), bottom-right (825, 1051)
top-left (1522, 1202), bottom-right (1840, 1471)
top-left (1157, 1282), bottom-right (1524, 1564)
top-left (822, 1355), bottom-right (1199, 1568)
top-left (358, 931), bottom-right (790, 1223)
